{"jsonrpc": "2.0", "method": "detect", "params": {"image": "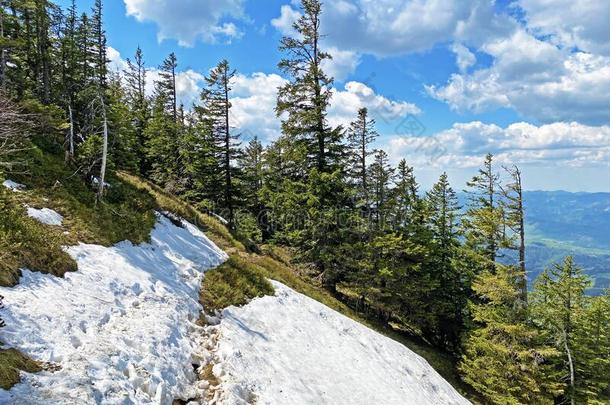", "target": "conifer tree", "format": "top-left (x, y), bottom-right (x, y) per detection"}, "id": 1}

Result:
top-left (199, 59), bottom-right (240, 227)
top-left (463, 153), bottom-right (504, 272)
top-left (368, 149), bottom-right (393, 229)
top-left (347, 107), bottom-right (377, 205)
top-left (239, 136), bottom-right (264, 214)
top-left (157, 52), bottom-right (177, 122)
top-left (501, 164), bottom-right (527, 305)
top-left (425, 173), bottom-right (467, 348)
top-left (460, 264), bottom-right (562, 404)
top-left (90, 0), bottom-right (106, 89)
top-left (531, 257), bottom-right (595, 404)
top-left (276, 0), bottom-right (335, 173)
top-left (124, 46), bottom-right (148, 173)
